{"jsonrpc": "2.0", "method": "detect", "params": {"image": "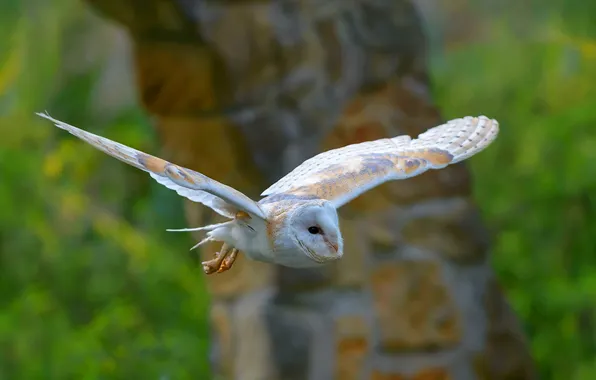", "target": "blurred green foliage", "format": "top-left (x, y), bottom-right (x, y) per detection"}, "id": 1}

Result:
top-left (431, 5), bottom-right (596, 380)
top-left (0, 1), bottom-right (210, 379)
top-left (1, 0), bottom-right (595, 379)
